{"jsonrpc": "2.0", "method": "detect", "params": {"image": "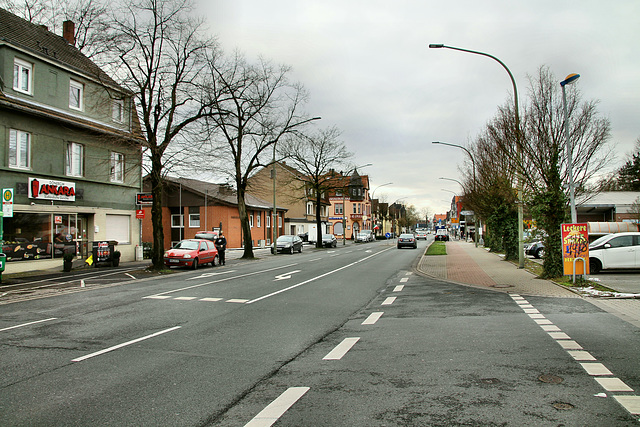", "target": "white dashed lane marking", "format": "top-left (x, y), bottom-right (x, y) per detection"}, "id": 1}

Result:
top-left (393, 285), bottom-right (404, 292)
top-left (362, 312), bottom-right (384, 325)
top-left (509, 293), bottom-right (639, 417)
top-left (323, 337), bottom-right (360, 360)
top-left (244, 387), bottom-right (310, 427)
top-left (381, 297), bottom-right (396, 306)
